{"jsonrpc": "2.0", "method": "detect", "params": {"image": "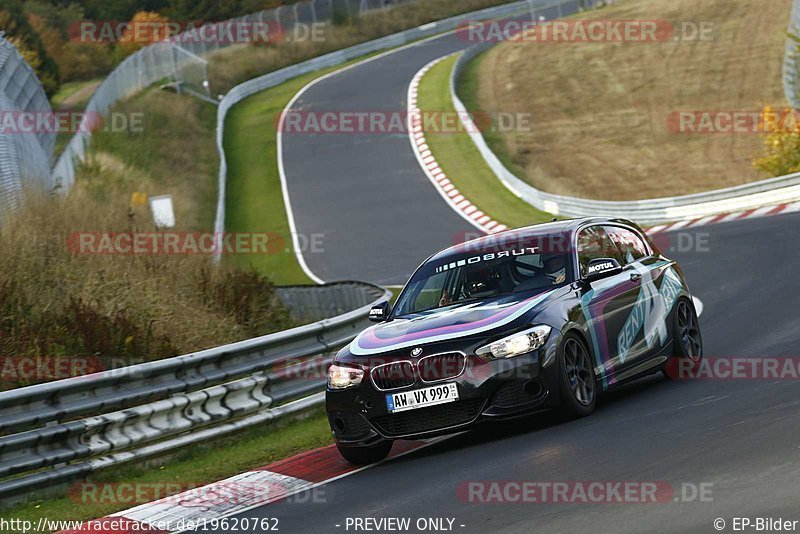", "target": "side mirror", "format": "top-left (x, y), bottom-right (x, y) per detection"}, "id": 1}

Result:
top-left (369, 301), bottom-right (391, 323)
top-left (584, 258), bottom-right (623, 283)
